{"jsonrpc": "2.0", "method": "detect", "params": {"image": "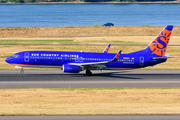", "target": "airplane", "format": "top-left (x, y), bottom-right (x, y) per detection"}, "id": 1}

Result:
top-left (5, 25), bottom-right (173, 76)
